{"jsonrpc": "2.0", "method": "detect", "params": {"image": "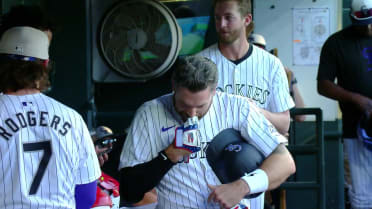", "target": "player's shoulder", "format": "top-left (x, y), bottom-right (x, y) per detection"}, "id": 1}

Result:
top-left (322, 27), bottom-right (350, 50)
top-left (252, 45), bottom-right (281, 63)
top-left (329, 26), bottom-right (351, 40)
top-left (252, 45), bottom-right (284, 72)
top-left (136, 93), bottom-right (172, 115)
top-left (197, 43), bottom-right (218, 57)
top-left (40, 94), bottom-right (86, 124)
top-left (42, 94), bottom-right (80, 114)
